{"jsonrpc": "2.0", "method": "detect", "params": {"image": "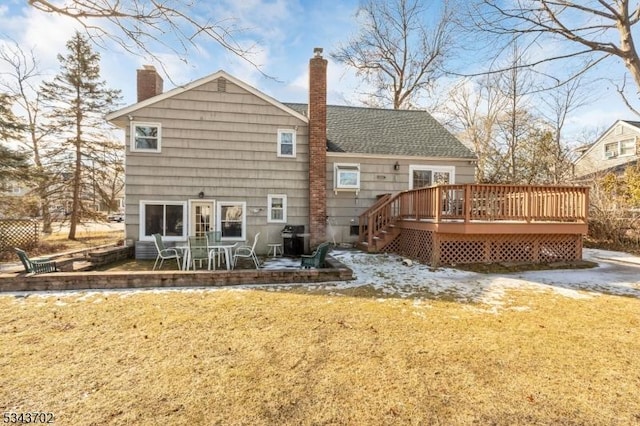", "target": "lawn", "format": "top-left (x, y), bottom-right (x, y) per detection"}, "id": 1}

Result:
top-left (1, 283), bottom-right (638, 425)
